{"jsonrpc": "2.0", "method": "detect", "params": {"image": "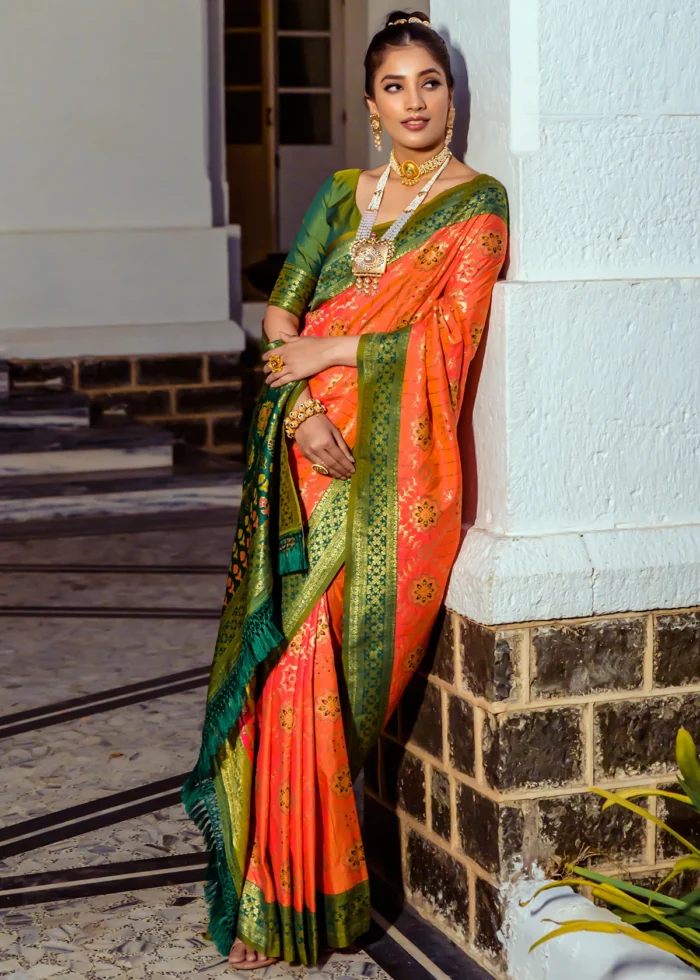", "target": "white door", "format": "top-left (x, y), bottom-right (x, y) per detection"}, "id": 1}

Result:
top-left (276, 0), bottom-right (346, 252)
